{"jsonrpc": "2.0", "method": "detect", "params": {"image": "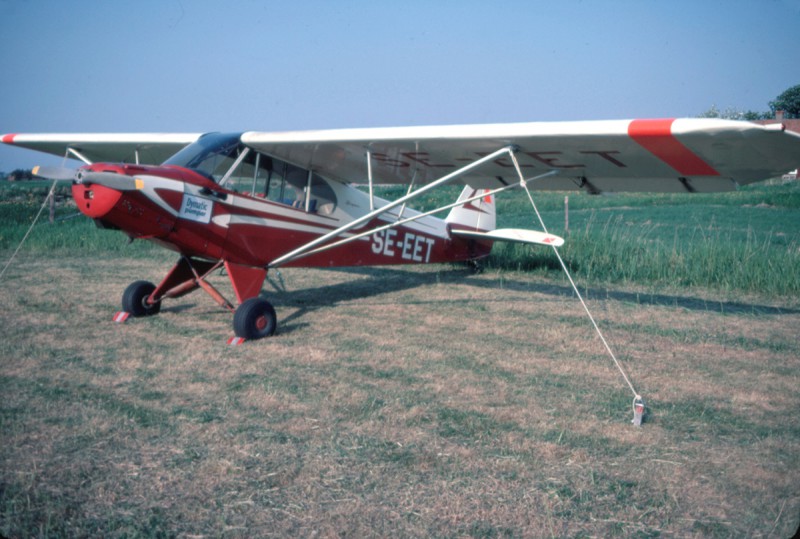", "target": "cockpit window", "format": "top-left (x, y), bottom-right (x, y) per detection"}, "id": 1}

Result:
top-left (221, 151), bottom-right (338, 215)
top-left (163, 132), bottom-right (244, 182)
top-left (164, 132), bottom-right (337, 215)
